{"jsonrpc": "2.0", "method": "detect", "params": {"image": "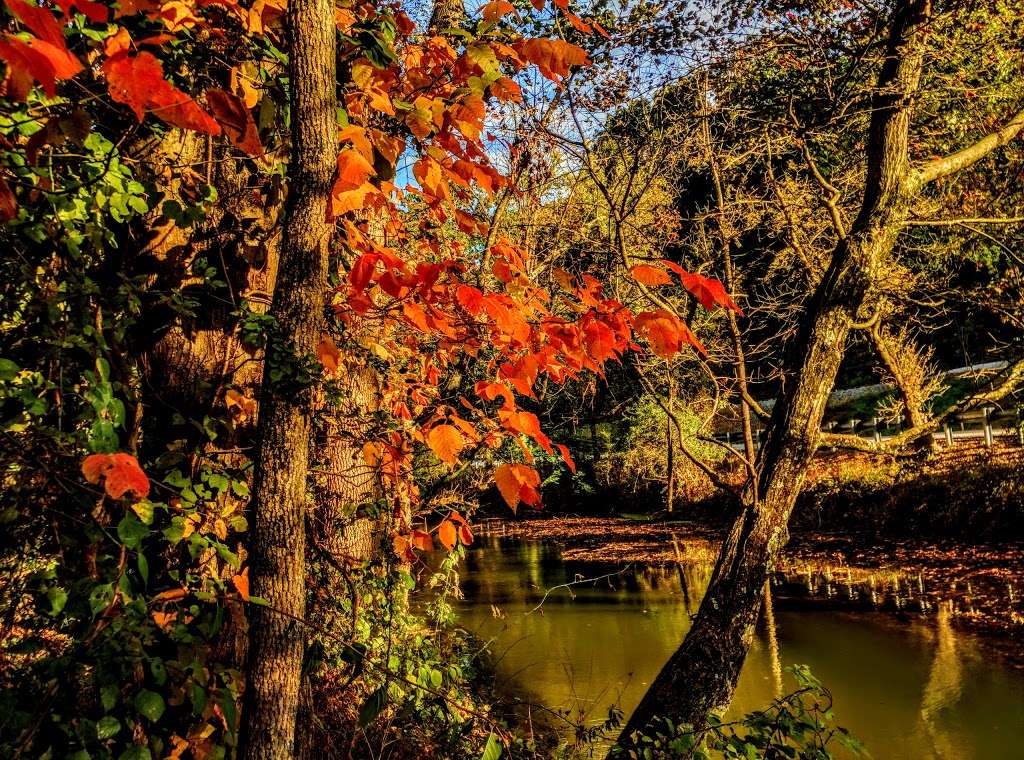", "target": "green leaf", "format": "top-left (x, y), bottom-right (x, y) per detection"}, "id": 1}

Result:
top-left (117, 514), bottom-right (149, 550)
top-left (118, 747), bottom-right (151, 760)
top-left (480, 732), bottom-right (502, 760)
top-left (96, 715), bottom-right (121, 740)
top-left (47, 587), bottom-right (68, 615)
top-left (134, 689), bottom-right (165, 722)
top-left (358, 686), bottom-right (387, 728)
